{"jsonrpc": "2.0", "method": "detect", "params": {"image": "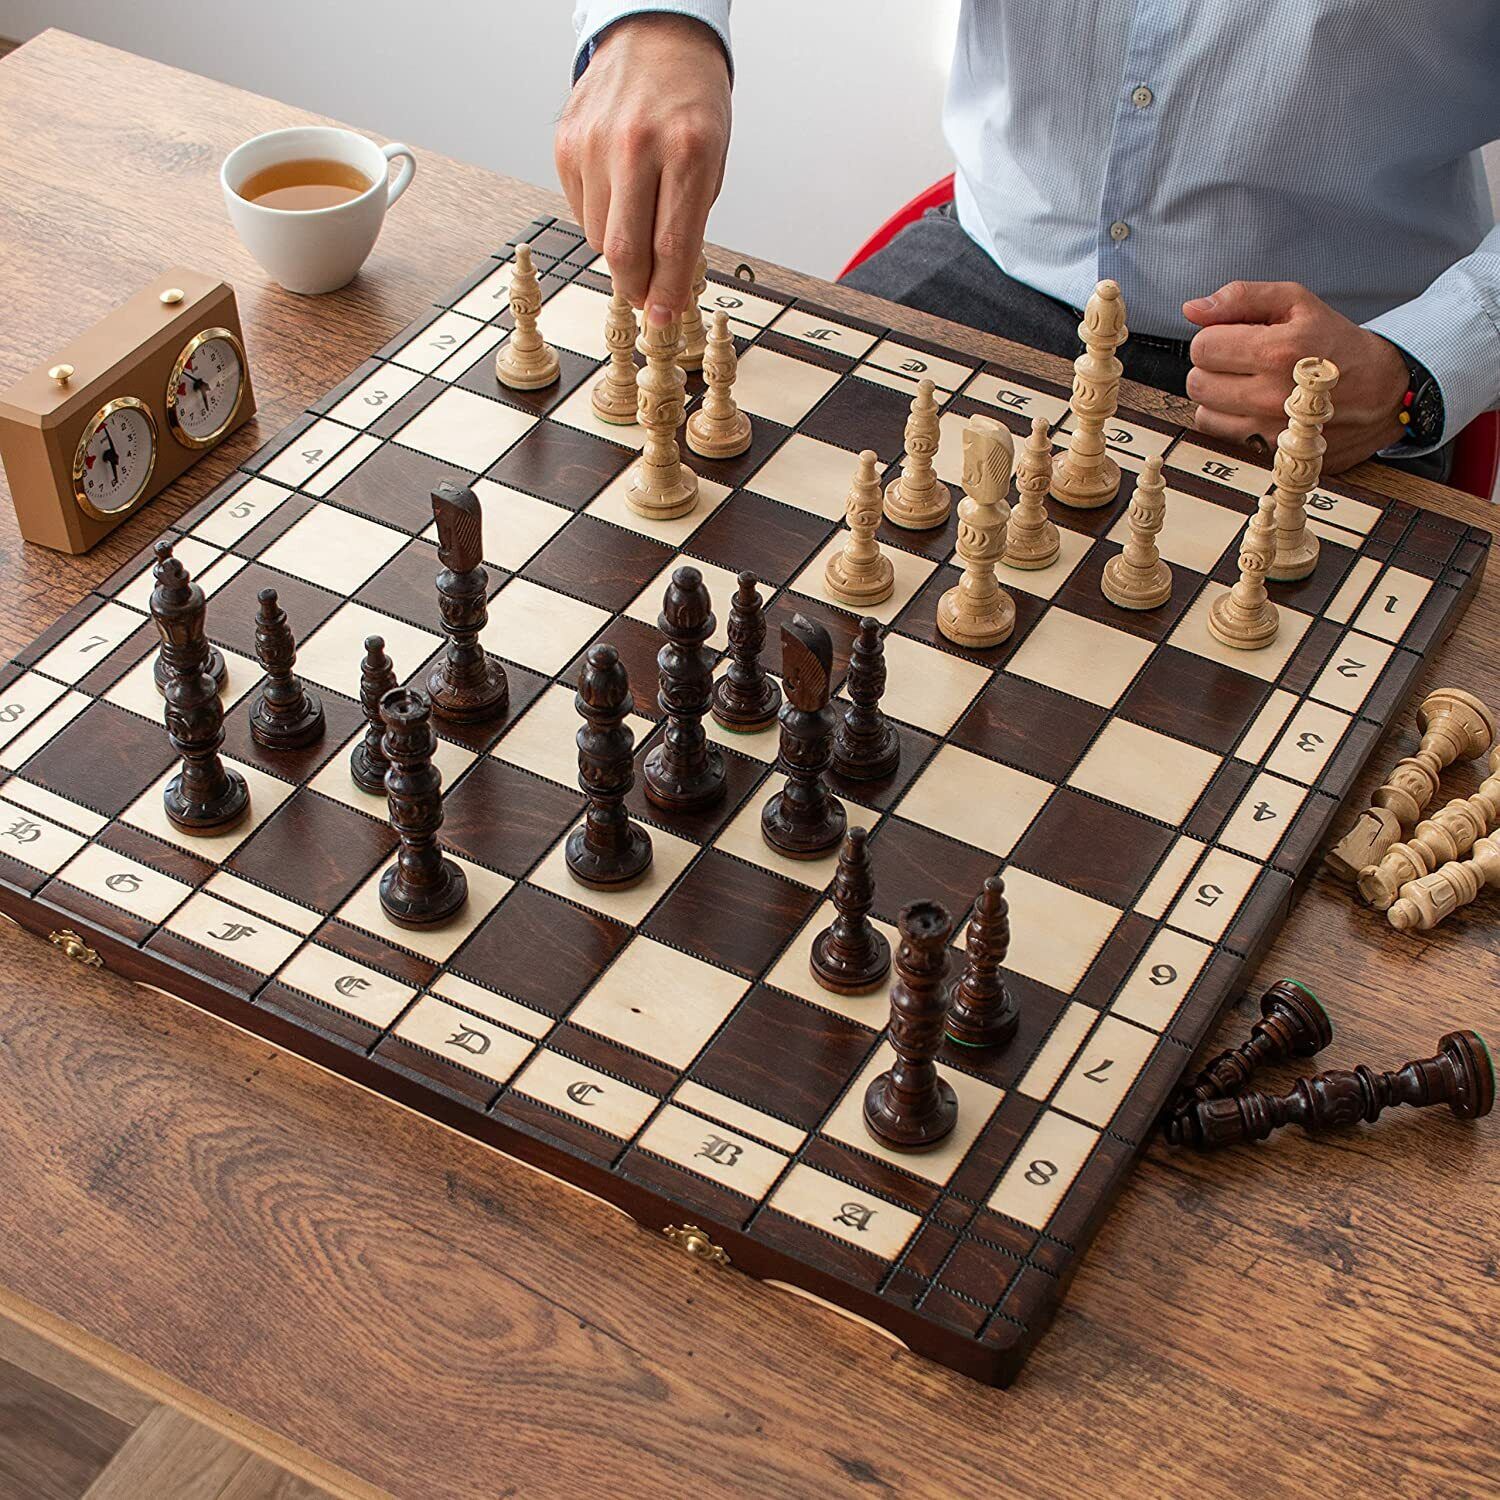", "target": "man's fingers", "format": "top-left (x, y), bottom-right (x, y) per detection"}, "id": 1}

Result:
top-left (1185, 366), bottom-right (1288, 422)
top-left (580, 170), bottom-right (610, 255)
top-left (1188, 323), bottom-right (1282, 375)
top-left (1183, 280), bottom-right (1305, 327)
top-left (643, 135), bottom-right (718, 323)
top-left (600, 157), bottom-right (660, 307)
top-left (1193, 404), bottom-right (1267, 445)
